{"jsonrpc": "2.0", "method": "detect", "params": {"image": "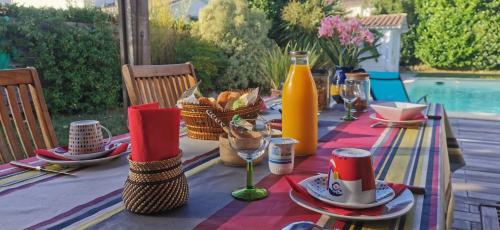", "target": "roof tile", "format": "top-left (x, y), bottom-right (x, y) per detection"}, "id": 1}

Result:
top-left (359, 13), bottom-right (407, 30)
